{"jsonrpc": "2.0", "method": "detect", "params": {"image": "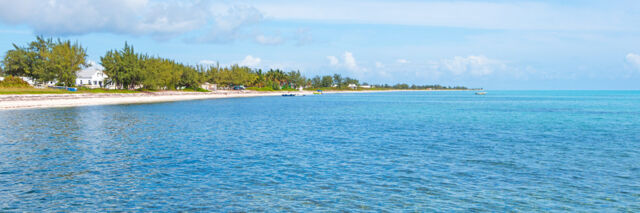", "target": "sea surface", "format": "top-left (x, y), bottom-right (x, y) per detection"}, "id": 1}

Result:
top-left (1, 91), bottom-right (639, 211)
